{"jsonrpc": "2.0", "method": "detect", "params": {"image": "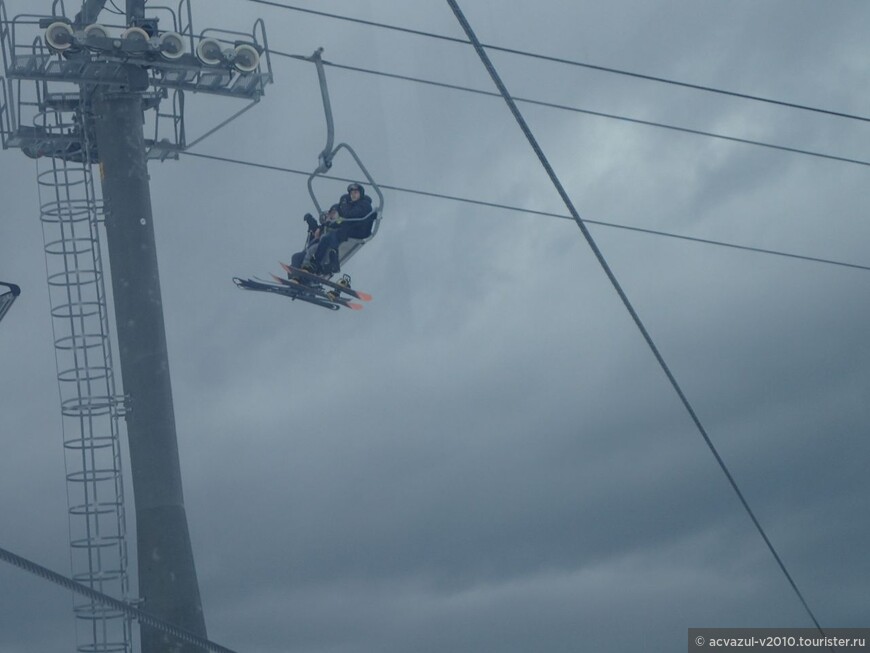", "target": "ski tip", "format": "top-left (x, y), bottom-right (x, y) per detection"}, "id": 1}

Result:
top-left (348, 302), bottom-right (364, 311)
top-left (355, 291), bottom-right (373, 302)
top-left (279, 261), bottom-right (291, 272)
